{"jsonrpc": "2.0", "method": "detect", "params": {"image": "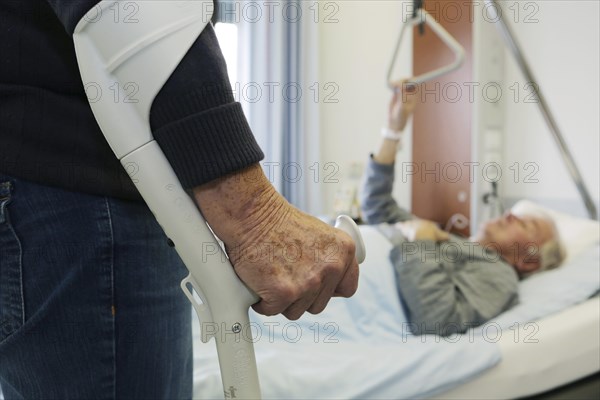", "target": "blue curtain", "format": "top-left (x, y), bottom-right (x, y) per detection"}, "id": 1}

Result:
top-left (235, 0), bottom-right (321, 213)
